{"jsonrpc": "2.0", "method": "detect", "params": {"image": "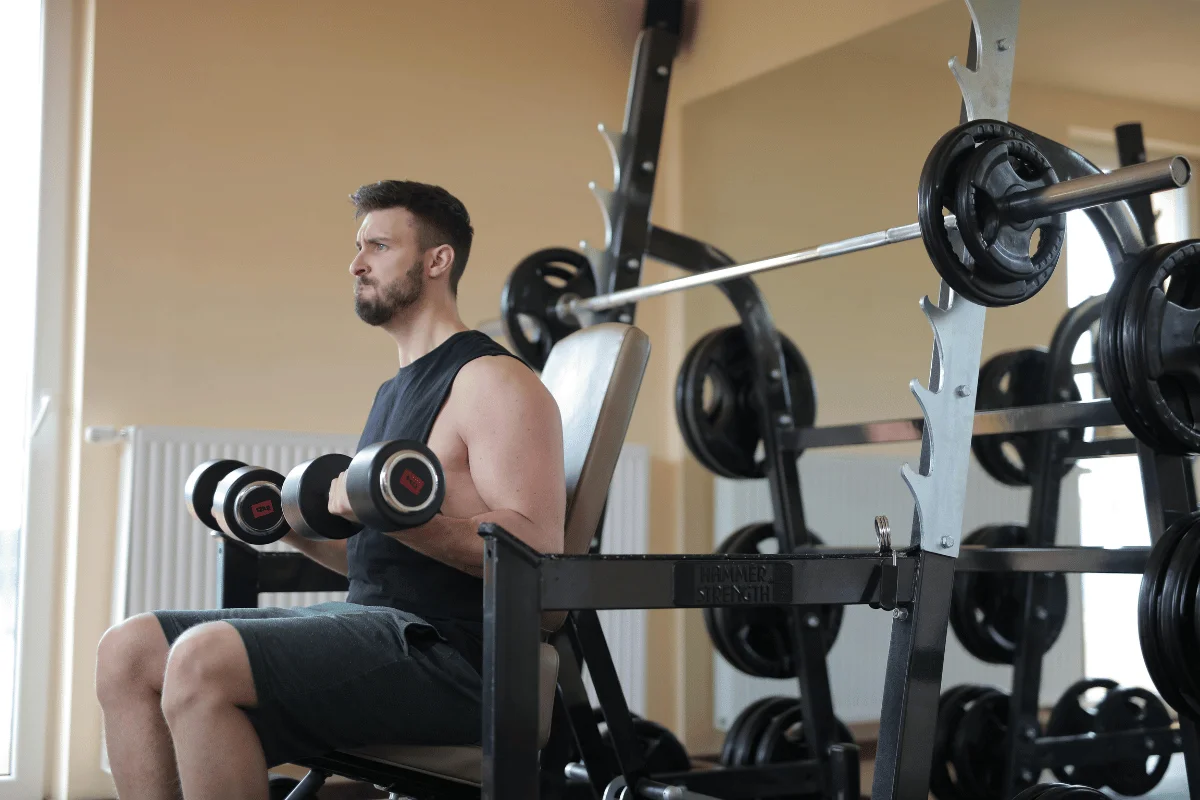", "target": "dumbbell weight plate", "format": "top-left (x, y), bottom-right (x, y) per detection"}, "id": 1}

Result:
top-left (1156, 519), bottom-right (1200, 720)
top-left (1045, 678), bottom-right (1118, 787)
top-left (1095, 686), bottom-right (1172, 796)
top-left (345, 439), bottom-right (445, 531)
top-left (212, 466), bottom-right (289, 545)
top-left (184, 459), bottom-right (246, 532)
top-left (282, 453), bottom-right (364, 541)
top-left (704, 525), bottom-right (767, 676)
